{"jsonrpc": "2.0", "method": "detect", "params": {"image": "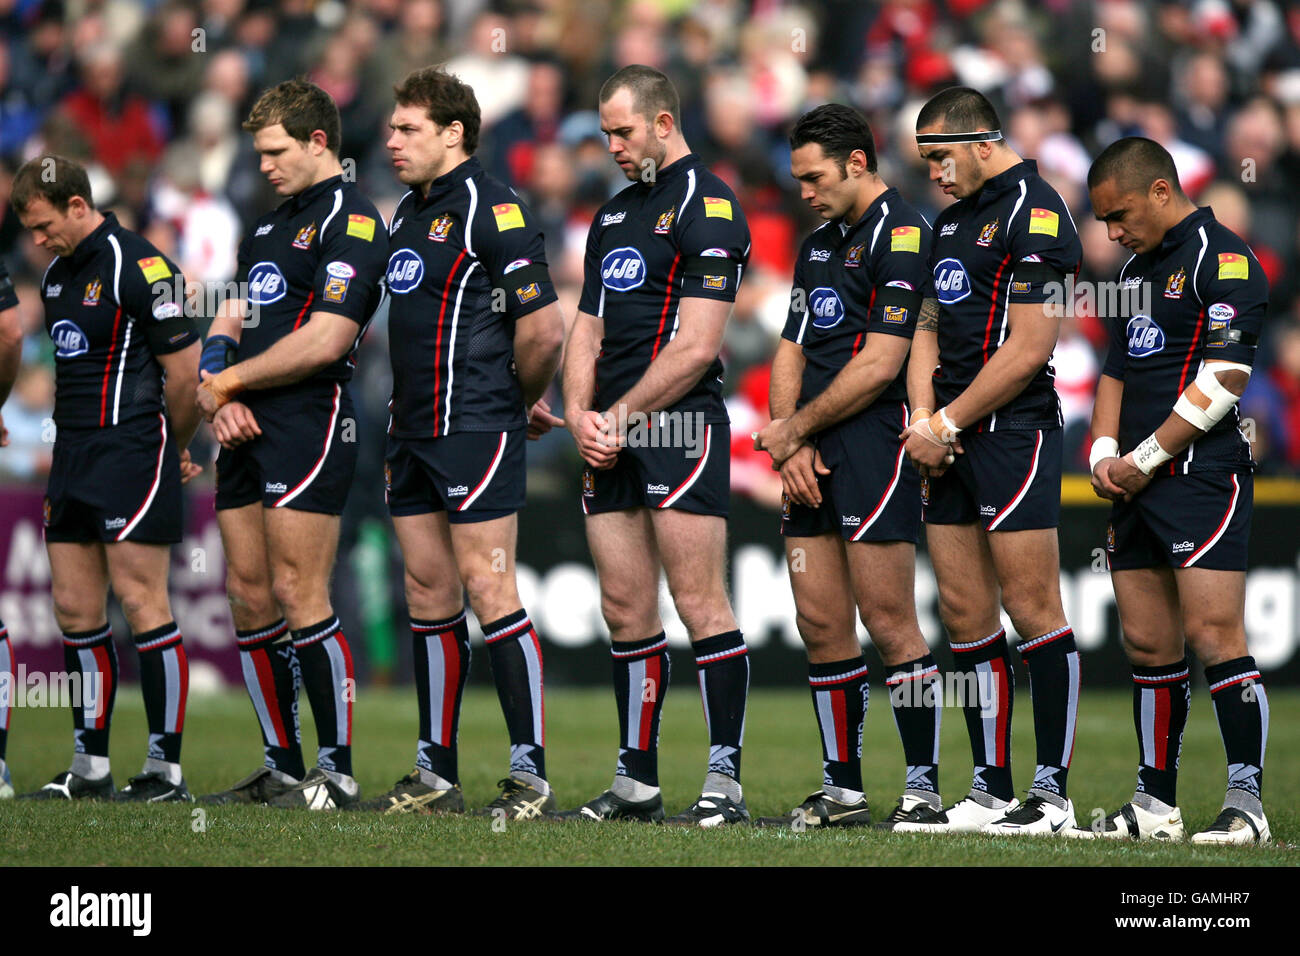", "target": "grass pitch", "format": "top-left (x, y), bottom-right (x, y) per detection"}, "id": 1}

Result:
top-left (0, 686), bottom-right (1295, 866)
